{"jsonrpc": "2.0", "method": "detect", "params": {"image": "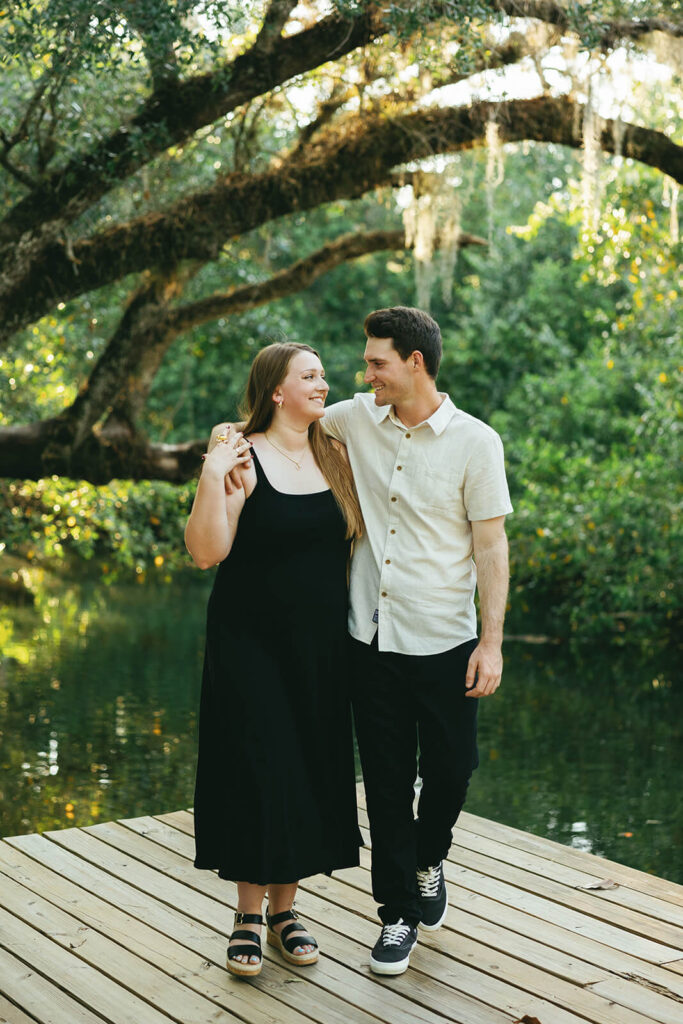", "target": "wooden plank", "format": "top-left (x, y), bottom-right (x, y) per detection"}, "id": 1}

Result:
top-left (154, 810), bottom-right (197, 834)
top-left (133, 825), bottom-right (515, 1024)
top-left (27, 829), bottom-right (500, 1024)
top-left (0, 875), bottom-right (242, 1024)
top-left (445, 837), bottom-right (683, 942)
top-left (282, 916), bottom-right (514, 1024)
top-left (300, 865), bottom-right (672, 1024)
top-left (0, 841), bottom-right (314, 1024)
top-left (456, 810), bottom-right (683, 907)
top-left (0, 948), bottom-right (107, 1024)
top-left (448, 823), bottom-right (683, 928)
top-left (97, 818), bottom-right (664, 1024)
top-left (0, 992), bottom-right (42, 1024)
top-left (153, 809), bottom-right (683, 1009)
top-left (330, 852), bottom-right (683, 1023)
top-left (4, 801), bottom-right (681, 1024)
top-left (0, 858), bottom-right (411, 1024)
top-left (59, 821), bottom-right (593, 1024)
top-left (0, 906), bottom-right (175, 1024)
top-left (0, 845), bottom-right (467, 1024)
top-left (75, 824), bottom-right (527, 1024)
top-left (124, 817), bottom-right (567, 1024)
top-left (4, 833), bottom-right (227, 967)
top-left (440, 854), bottom-right (683, 956)
top-left (137, 816), bottom-right (604, 986)
top-left (586, 977), bottom-right (683, 1024)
